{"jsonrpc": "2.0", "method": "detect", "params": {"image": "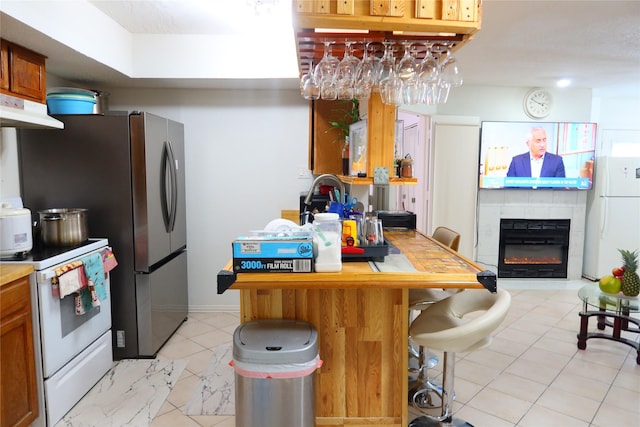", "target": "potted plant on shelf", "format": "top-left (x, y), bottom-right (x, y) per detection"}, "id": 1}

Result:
top-left (326, 98), bottom-right (360, 176)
